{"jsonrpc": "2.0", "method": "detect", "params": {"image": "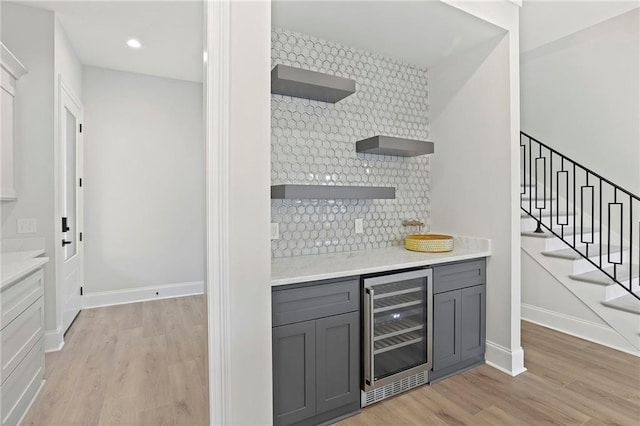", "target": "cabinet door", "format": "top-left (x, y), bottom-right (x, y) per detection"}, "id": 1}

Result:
top-left (460, 285), bottom-right (486, 361)
top-left (273, 321), bottom-right (316, 426)
top-left (316, 312), bottom-right (359, 414)
top-left (432, 290), bottom-right (461, 371)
